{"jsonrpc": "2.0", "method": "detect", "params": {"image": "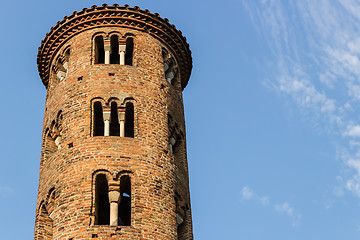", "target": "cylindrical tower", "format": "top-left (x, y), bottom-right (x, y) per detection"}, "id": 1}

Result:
top-left (34, 4), bottom-right (193, 239)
